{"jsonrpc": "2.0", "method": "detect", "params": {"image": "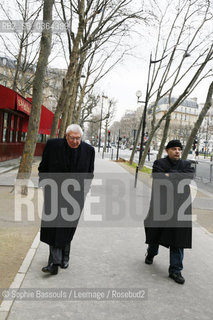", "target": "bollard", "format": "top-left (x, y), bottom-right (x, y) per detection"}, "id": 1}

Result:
top-left (210, 164), bottom-right (213, 182)
top-left (111, 149), bottom-right (114, 160)
top-left (134, 166), bottom-right (139, 188)
top-left (102, 151), bottom-right (104, 159)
